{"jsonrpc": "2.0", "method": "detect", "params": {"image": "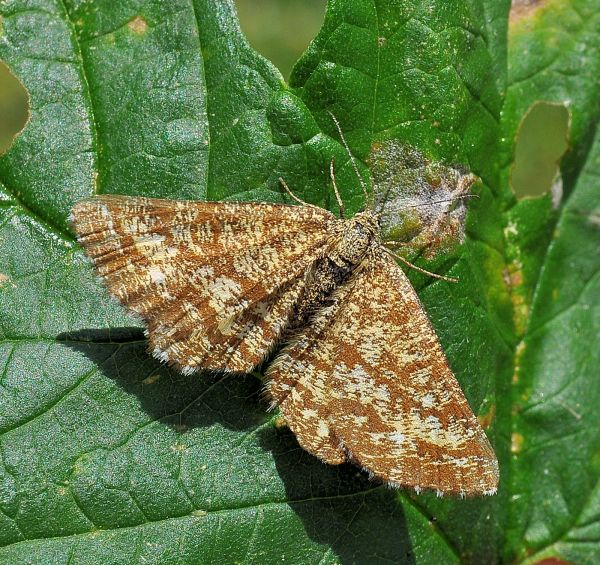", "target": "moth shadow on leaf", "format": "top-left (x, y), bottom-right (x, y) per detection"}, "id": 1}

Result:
top-left (58, 327), bottom-right (267, 433)
top-left (60, 328), bottom-right (415, 563)
top-left (257, 425), bottom-right (416, 564)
